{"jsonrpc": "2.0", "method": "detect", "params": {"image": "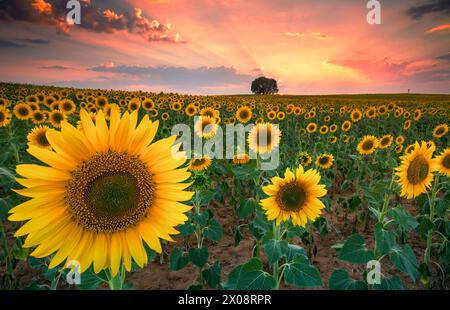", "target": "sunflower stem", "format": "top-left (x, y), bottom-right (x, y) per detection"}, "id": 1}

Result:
top-left (107, 265), bottom-right (125, 290)
top-left (194, 189), bottom-right (203, 248)
top-left (272, 221), bottom-right (281, 289)
top-left (424, 175), bottom-right (439, 267)
top-left (193, 189), bottom-right (204, 285)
